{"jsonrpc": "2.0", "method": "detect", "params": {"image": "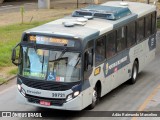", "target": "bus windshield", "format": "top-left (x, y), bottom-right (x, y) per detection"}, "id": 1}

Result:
top-left (21, 47), bottom-right (81, 82)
